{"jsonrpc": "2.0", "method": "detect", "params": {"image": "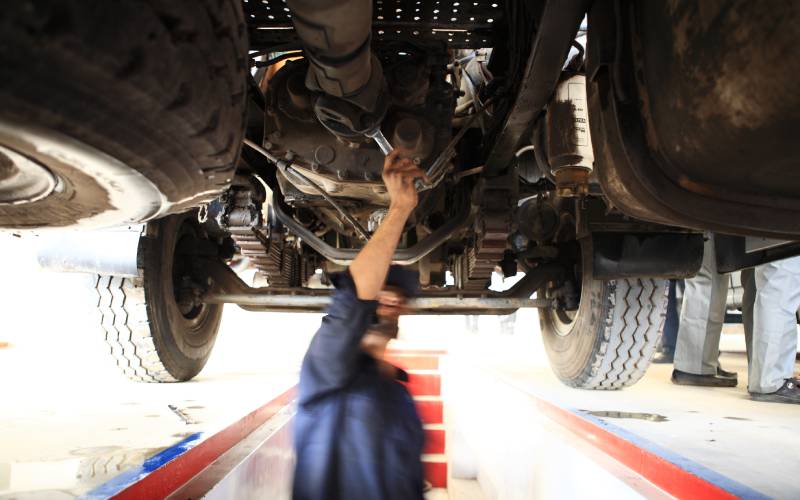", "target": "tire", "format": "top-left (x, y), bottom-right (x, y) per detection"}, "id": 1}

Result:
top-left (0, 0), bottom-right (248, 229)
top-left (539, 238), bottom-right (668, 390)
top-left (95, 214), bottom-right (223, 382)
